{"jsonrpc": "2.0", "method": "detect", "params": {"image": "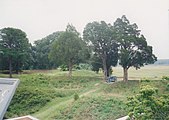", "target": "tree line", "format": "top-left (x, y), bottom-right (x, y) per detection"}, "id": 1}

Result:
top-left (0, 15), bottom-right (157, 81)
